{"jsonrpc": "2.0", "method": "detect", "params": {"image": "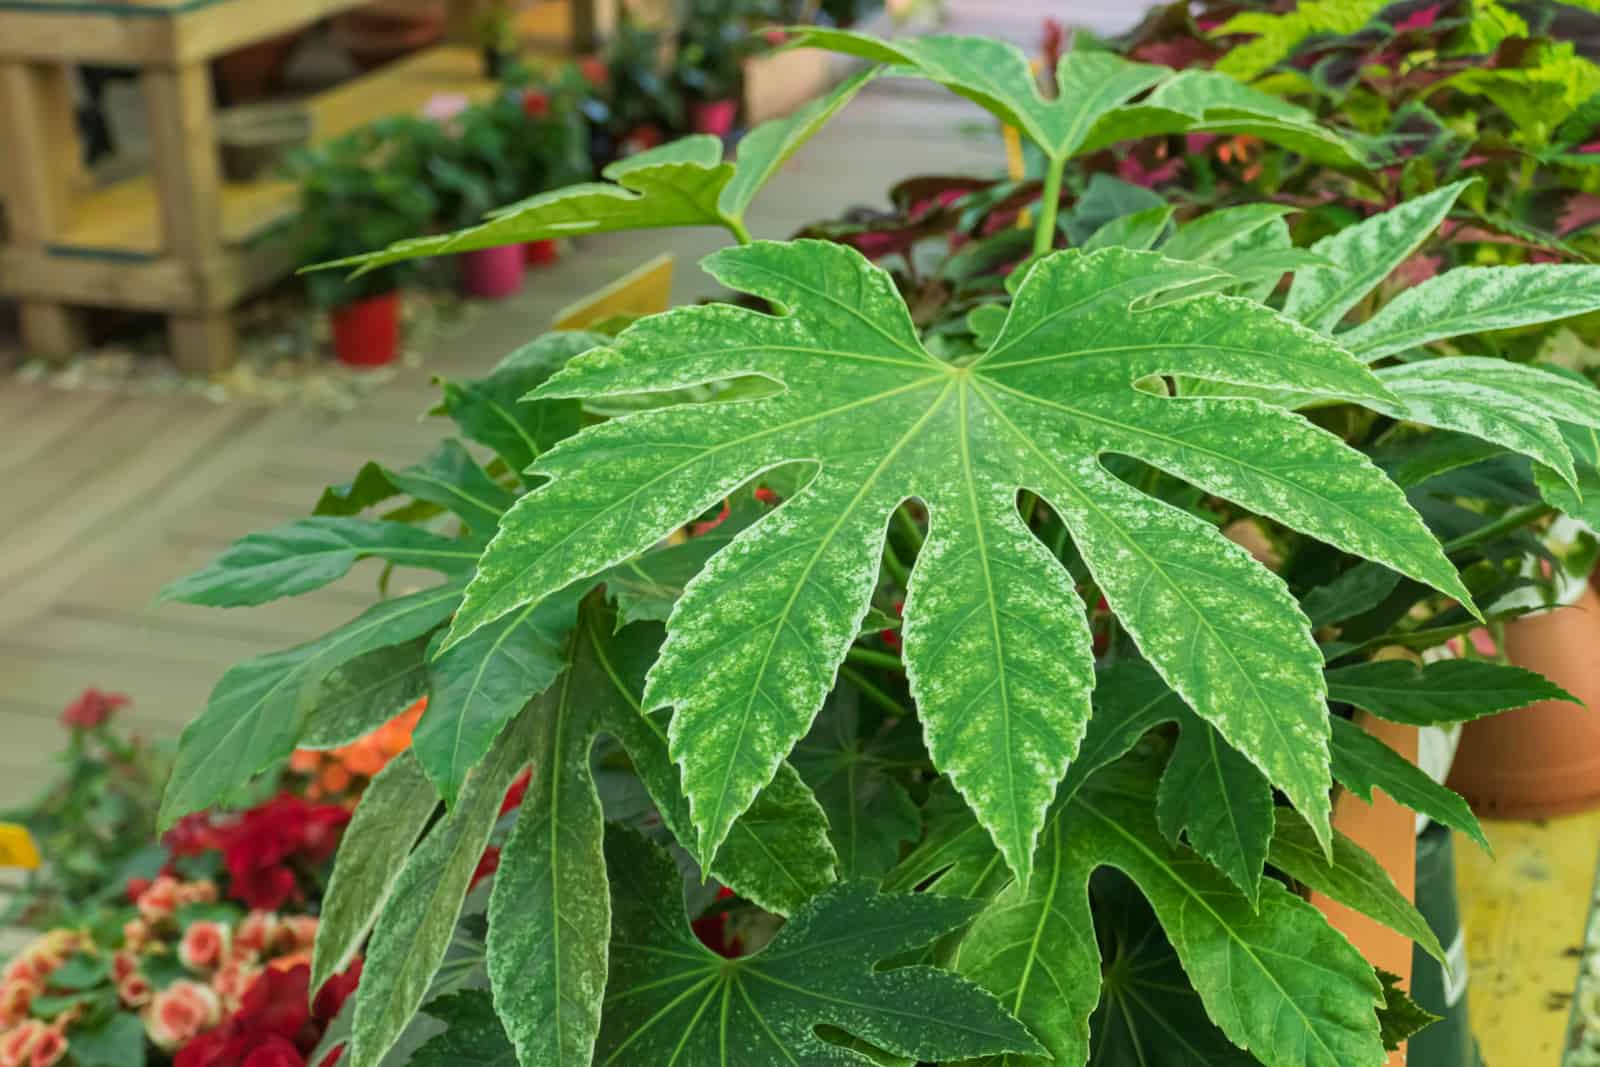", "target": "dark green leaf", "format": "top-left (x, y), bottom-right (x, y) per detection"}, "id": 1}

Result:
top-left (66, 1012), bottom-right (146, 1067)
top-left (597, 823), bottom-right (1043, 1065)
top-left (313, 752), bottom-right (439, 994)
top-left (412, 991), bottom-right (517, 1066)
top-left (158, 518), bottom-right (476, 608)
top-left (1156, 713), bottom-right (1274, 905)
top-left (1328, 717), bottom-right (1486, 848)
top-left (1326, 658), bottom-right (1577, 725)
